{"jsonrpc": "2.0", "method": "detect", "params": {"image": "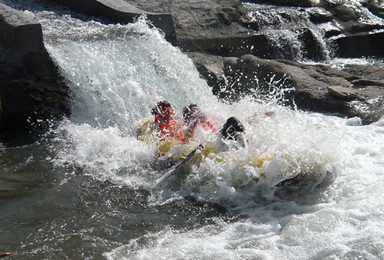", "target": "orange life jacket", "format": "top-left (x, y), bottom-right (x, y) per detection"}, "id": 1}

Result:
top-left (155, 116), bottom-right (185, 142)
